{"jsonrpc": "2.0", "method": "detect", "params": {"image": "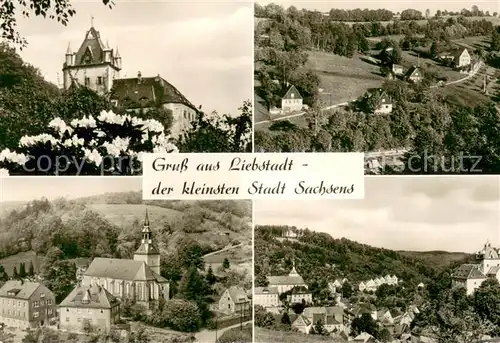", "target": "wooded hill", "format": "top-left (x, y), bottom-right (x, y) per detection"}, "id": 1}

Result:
top-left (254, 225), bottom-right (472, 287)
top-left (0, 194), bottom-right (252, 275)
